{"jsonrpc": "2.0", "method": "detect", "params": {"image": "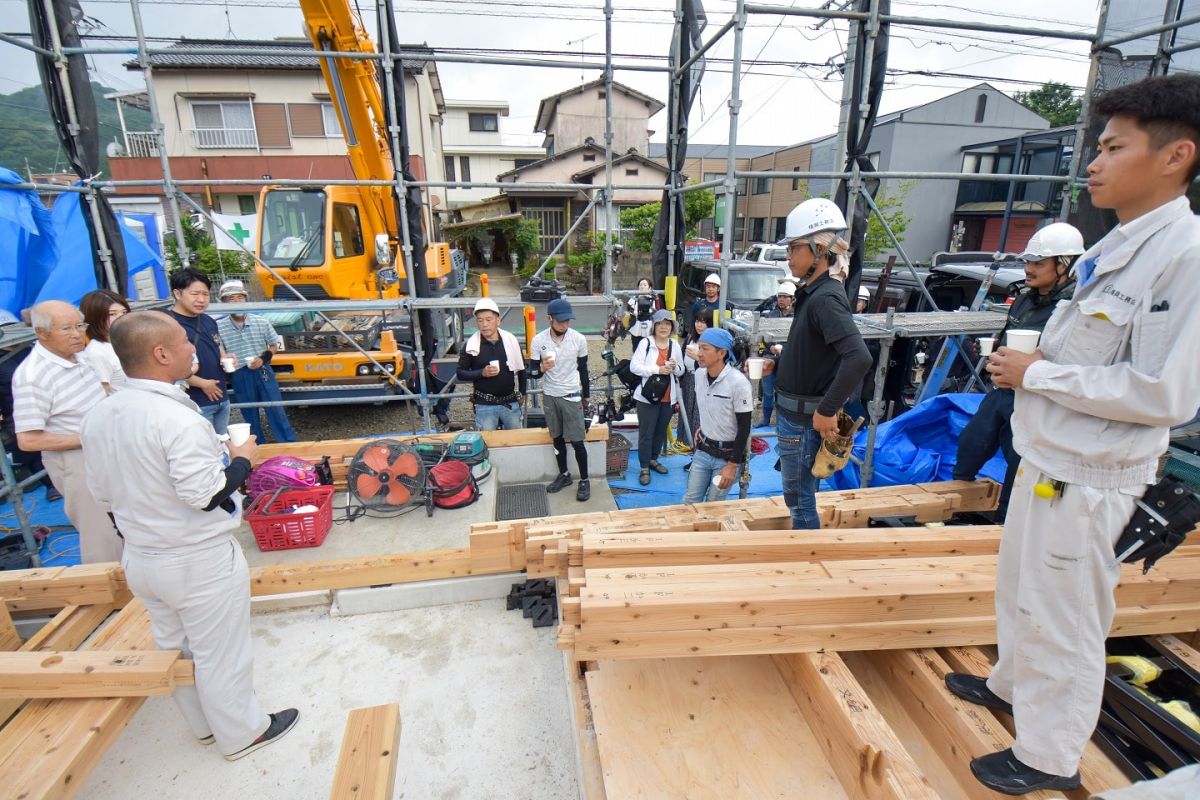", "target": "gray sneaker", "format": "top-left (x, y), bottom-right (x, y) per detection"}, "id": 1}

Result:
top-left (224, 709), bottom-right (300, 761)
